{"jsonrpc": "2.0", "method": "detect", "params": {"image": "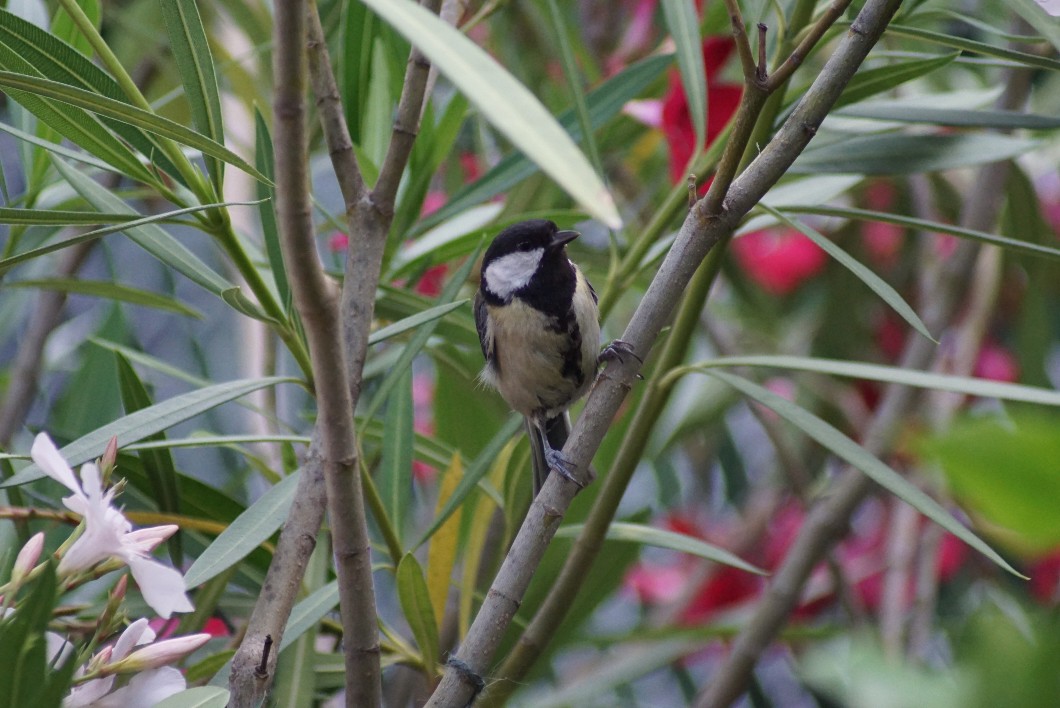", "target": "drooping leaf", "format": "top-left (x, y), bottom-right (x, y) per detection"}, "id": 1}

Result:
top-left (356, 0), bottom-right (621, 228)
top-left (759, 204), bottom-right (934, 342)
top-left (416, 53), bottom-right (671, 235)
top-left (706, 370), bottom-right (1023, 577)
top-left (556, 521), bottom-right (765, 575)
top-left (426, 454), bottom-right (463, 631)
top-left (0, 70), bottom-right (267, 182)
top-left (5, 278), bottom-right (203, 318)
